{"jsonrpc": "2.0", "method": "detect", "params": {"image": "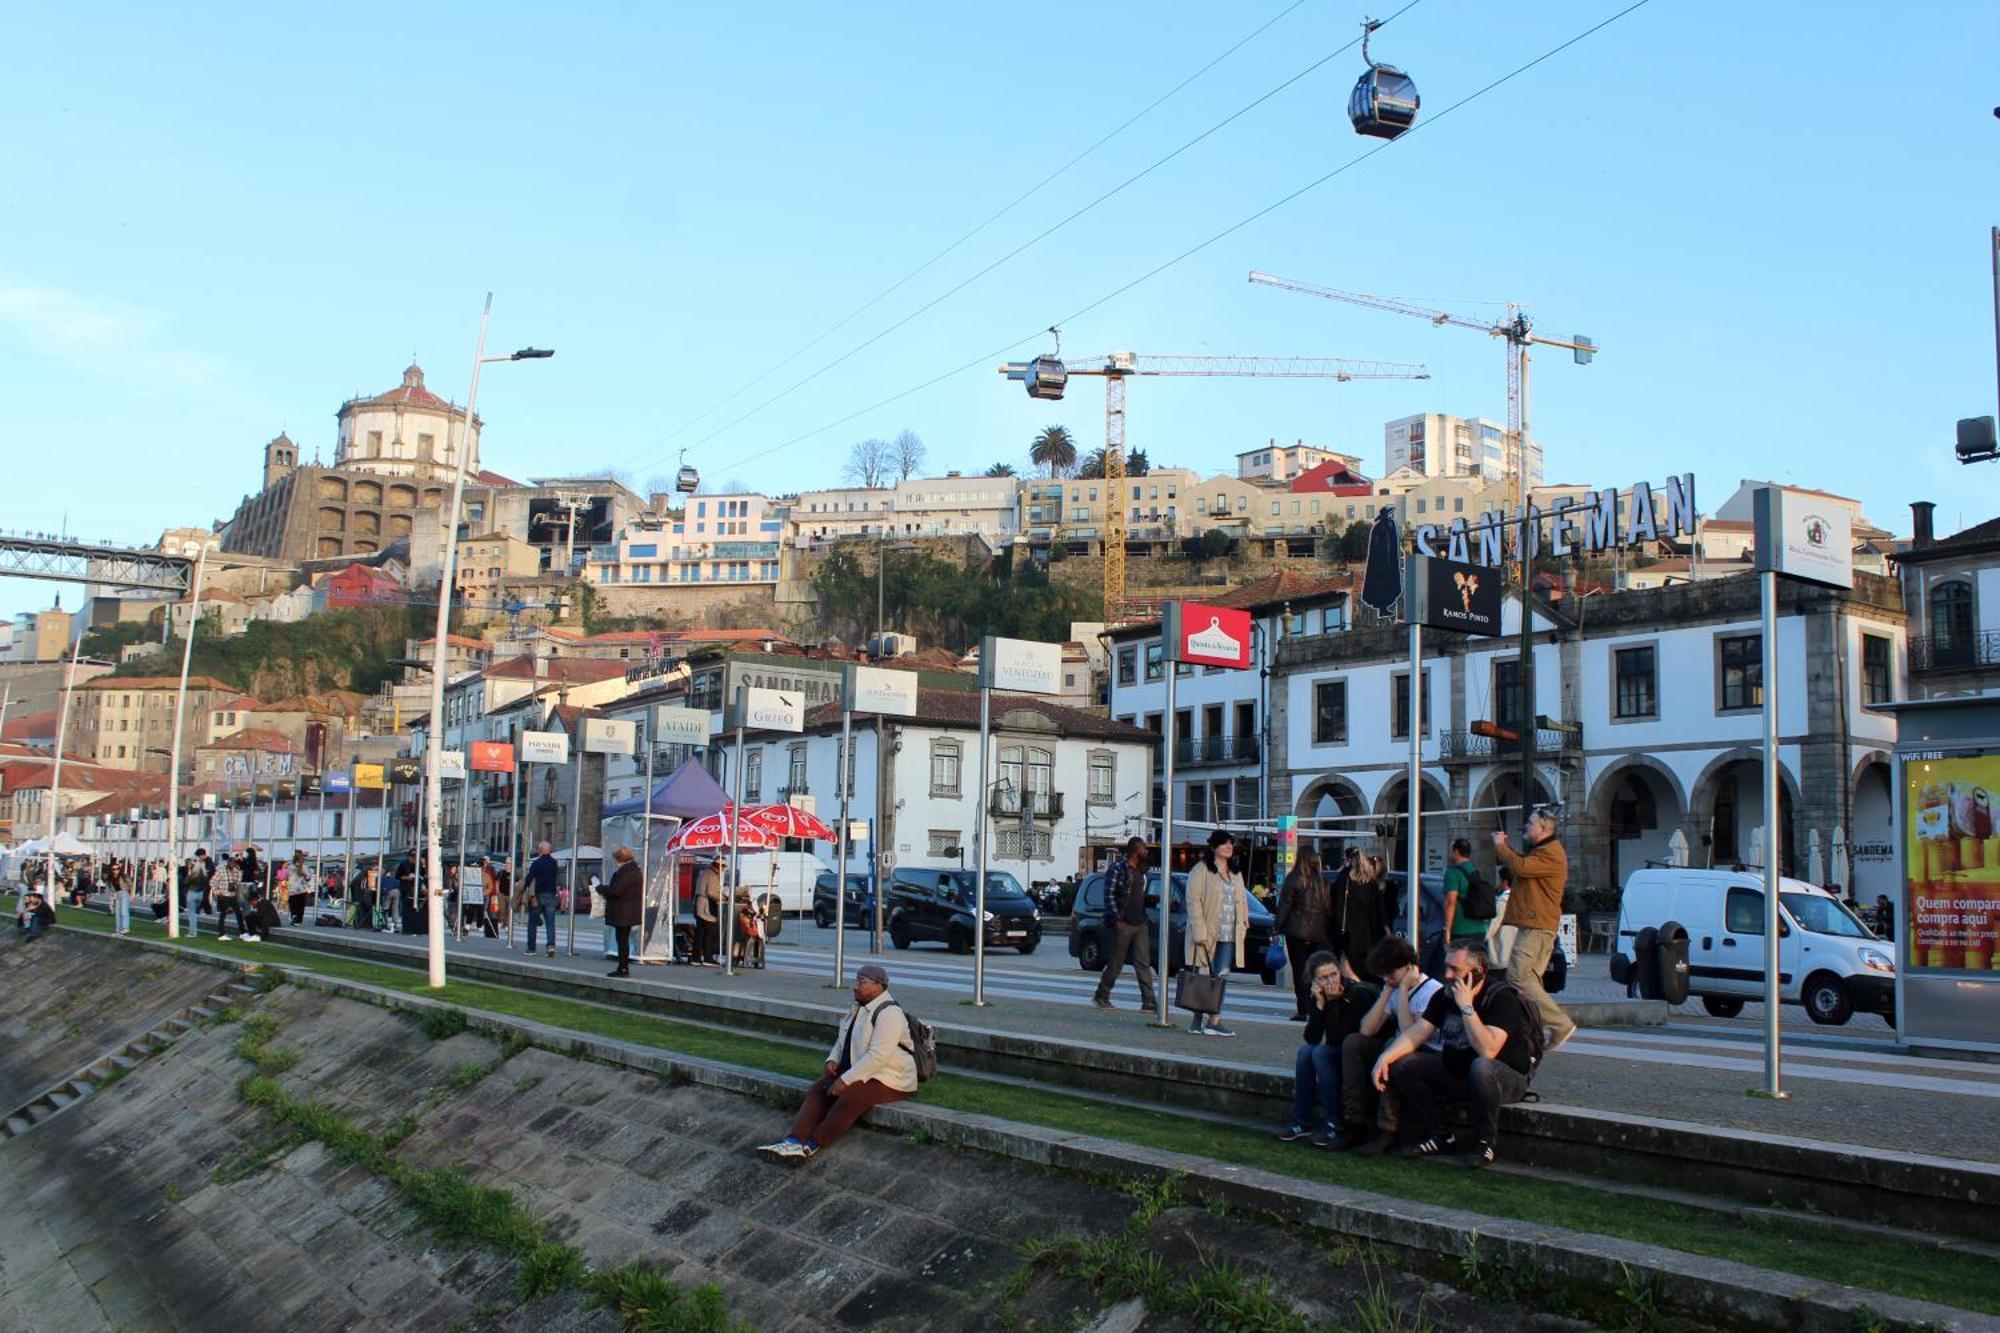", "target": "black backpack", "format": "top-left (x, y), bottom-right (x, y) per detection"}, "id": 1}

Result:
top-left (1484, 980), bottom-right (1546, 1081)
top-left (1461, 868), bottom-right (1498, 922)
top-left (883, 1001), bottom-right (938, 1083)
